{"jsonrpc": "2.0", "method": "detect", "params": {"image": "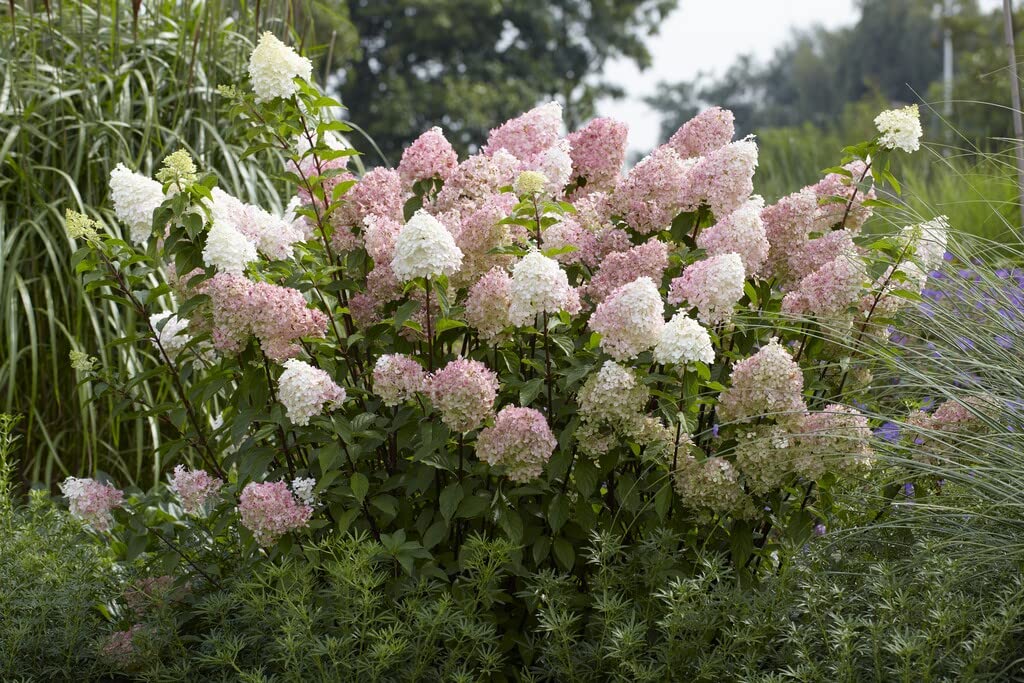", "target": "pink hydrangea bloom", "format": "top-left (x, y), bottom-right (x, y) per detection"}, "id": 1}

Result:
top-left (432, 150), bottom-right (519, 213)
top-left (668, 253), bottom-right (746, 325)
top-left (426, 358), bottom-right (499, 432)
top-left (476, 406), bottom-right (557, 482)
top-left (586, 239), bottom-right (669, 304)
top-left (697, 196), bottom-right (769, 276)
top-left (667, 107), bottom-right (735, 159)
top-left (332, 167), bottom-right (403, 234)
top-left (589, 277), bottom-right (665, 361)
top-left (567, 117), bottom-right (628, 193)
top-left (484, 102), bottom-right (563, 162)
top-left (363, 215), bottom-right (403, 264)
top-left (373, 354), bottom-right (426, 406)
top-left (169, 465), bottom-right (222, 515)
top-left (612, 145), bottom-right (690, 235)
top-left (199, 274), bottom-right (327, 362)
top-left (718, 337), bottom-right (806, 427)
top-left (238, 480), bottom-right (313, 546)
top-left (542, 216), bottom-right (600, 266)
top-left (811, 160), bottom-right (875, 232)
top-left (398, 127), bottom-right (459, 189)
top-left (348, 292), bottom-right (382, 329)
top-left (102, 624), bottom-right (144, 665)
top-left (59, 477), bottom-right (124, 532)
top-left (762, 188), bottom-right (819, 282)
top-left (465, 267), bottom-right (513, 341)
top-left (782, 246), bottom-right (866, 318)
top-left (679, 138), bottom-right (758, 218)
top-left (452, 193), bottom-right (516, 282)
top-left (366, 264), bottom-right (403, 304)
